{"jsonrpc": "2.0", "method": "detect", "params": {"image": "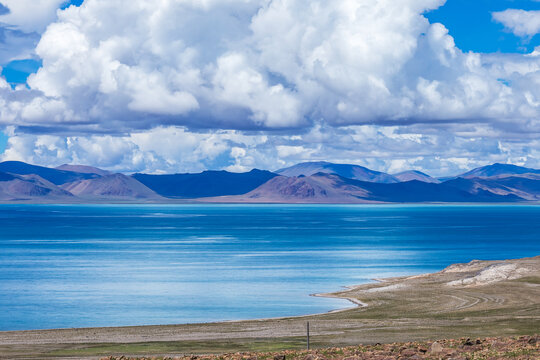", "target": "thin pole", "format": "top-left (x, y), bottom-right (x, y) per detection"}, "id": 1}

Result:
top-left (307, 321), bottom-right (310, 350)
